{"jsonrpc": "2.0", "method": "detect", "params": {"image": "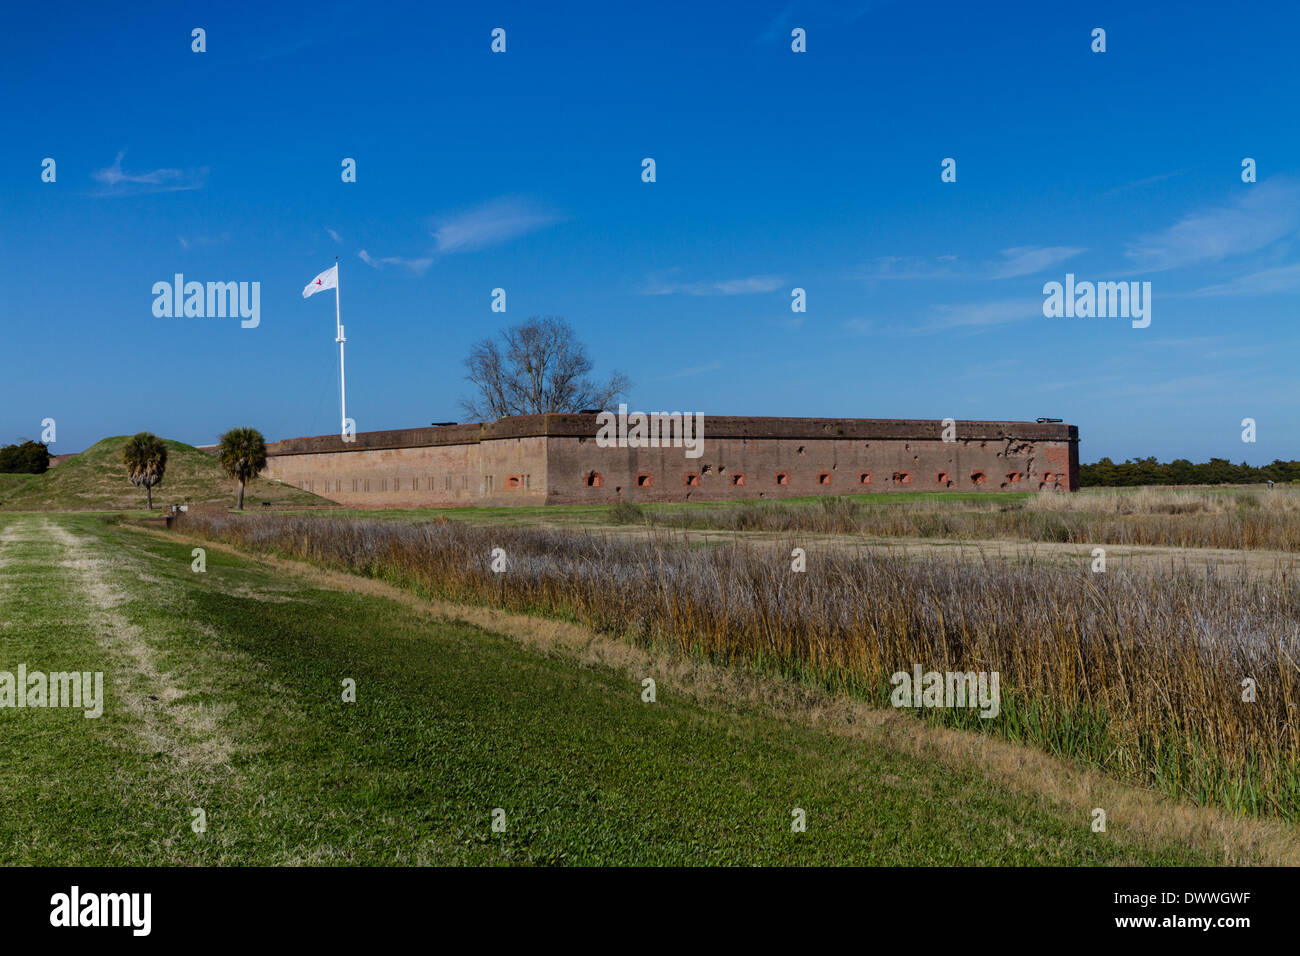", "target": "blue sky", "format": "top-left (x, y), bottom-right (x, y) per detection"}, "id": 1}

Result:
top-left (1, 0), bottom-right (1297, 463)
